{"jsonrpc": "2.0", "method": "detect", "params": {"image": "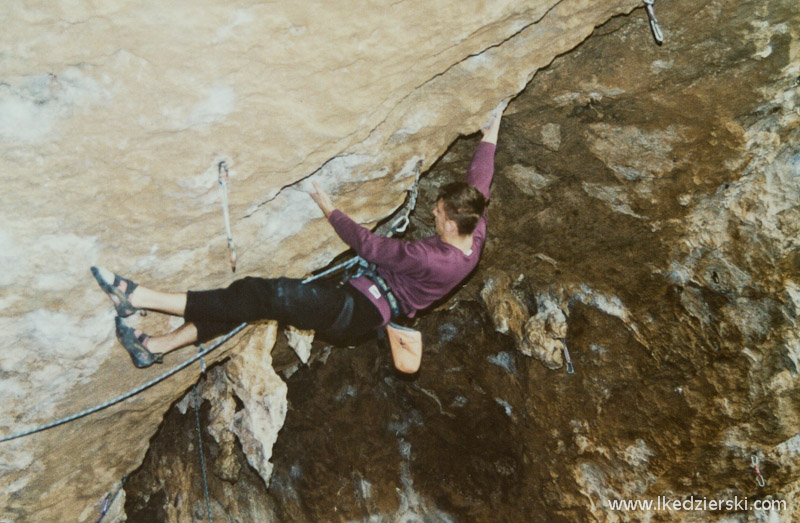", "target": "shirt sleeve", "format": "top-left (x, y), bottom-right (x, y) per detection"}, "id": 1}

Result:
top-left (465, 141), bottom-right (496, 199)
top-left (328, 210), bottom-right (428, 274)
